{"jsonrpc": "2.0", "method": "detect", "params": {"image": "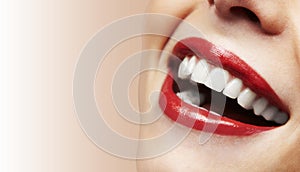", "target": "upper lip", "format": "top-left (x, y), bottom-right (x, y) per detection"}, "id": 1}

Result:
top-left (172, 37), bottom-right (288, 113)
